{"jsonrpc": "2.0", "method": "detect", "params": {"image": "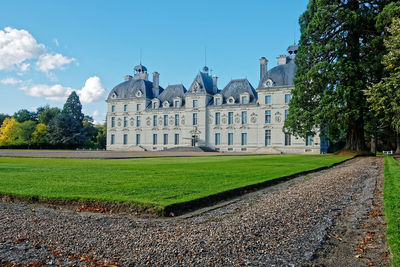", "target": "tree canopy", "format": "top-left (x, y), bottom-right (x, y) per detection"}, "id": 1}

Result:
top-left (284, 0), bottom-right (394, 151)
